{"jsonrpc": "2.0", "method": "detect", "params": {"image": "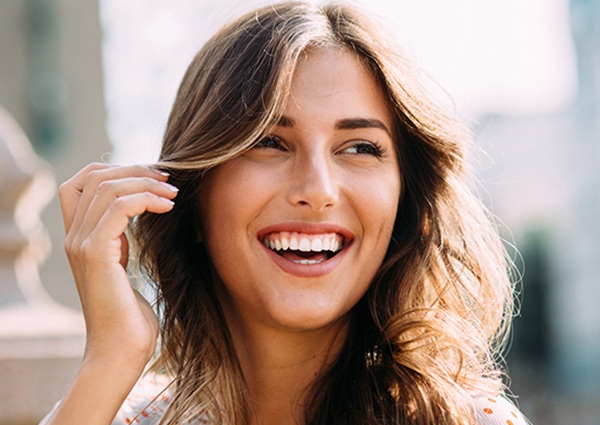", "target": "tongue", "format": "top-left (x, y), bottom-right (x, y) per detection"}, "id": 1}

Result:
top-left (281, 250), bottom-right (329, 263)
